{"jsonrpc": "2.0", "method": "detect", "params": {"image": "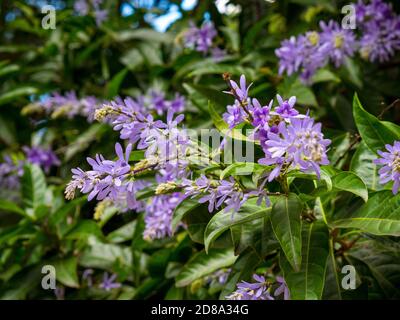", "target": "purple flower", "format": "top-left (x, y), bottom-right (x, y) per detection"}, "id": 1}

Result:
top-left (276, 1), bottom-right (400, 81)
top-left (260, 117), bottom-right (331, 181)
top-left (276, 32), bottom-right (330, 83)
top-left (226, 274), bottom-right (274, 300)
top-left (168, 94), bottom-right (186, 114)
top-left (374, 141), bottom-right (400, 194)
top-left (211, 47), bottom-right (226, 62)
top-left (94, 9), bottom-right (108, 26)
top-left (82, 269), bottom-right (94, 287)
top-left (359, 18), bottom-right (400, 62)
top-left (225, 75), bottom-right (252, 102)
top-left (182, 176), bottom-right (248, 213)
top-left (143, 192), bottom-right (184, 240)
top-left (65, 143), bottom-right (132, 201)
top-left (272, 95), bottom-right (300, 119)
top-left (205, 269), bottom-right (231, 285)
top-left (184, 21), bottom-right (217, 54)
top-left (297, 32), bottom-right (330, 82)
top-left (99, 273), bottom-right (121, 291)
top-left (148, 90), bottom-right (167, 115)
top-left (35, 91), bottom-right (103, 122)
top-left (23, 146), bottom-right (60, 173)
top-left (319, 20), bottom-right (357, 67)
top-left (74, 0), bottom-right (108, 26)
top-left (0, 156), bottom-right (23, 190)
top-left (74, 0), bottom-right (89, 15)
top-left (356, 0), bottom-right (400, 63)
top-left (54, 286), bottom-right (65, 300)
top-left (275, 36), bottom-right (303, 76)
top-left (274, 276), bottom-right (290, 300)
top-left (251, 98), bottom-right (272, 128)
top-left (223, 101), bottom-right (246, 129)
